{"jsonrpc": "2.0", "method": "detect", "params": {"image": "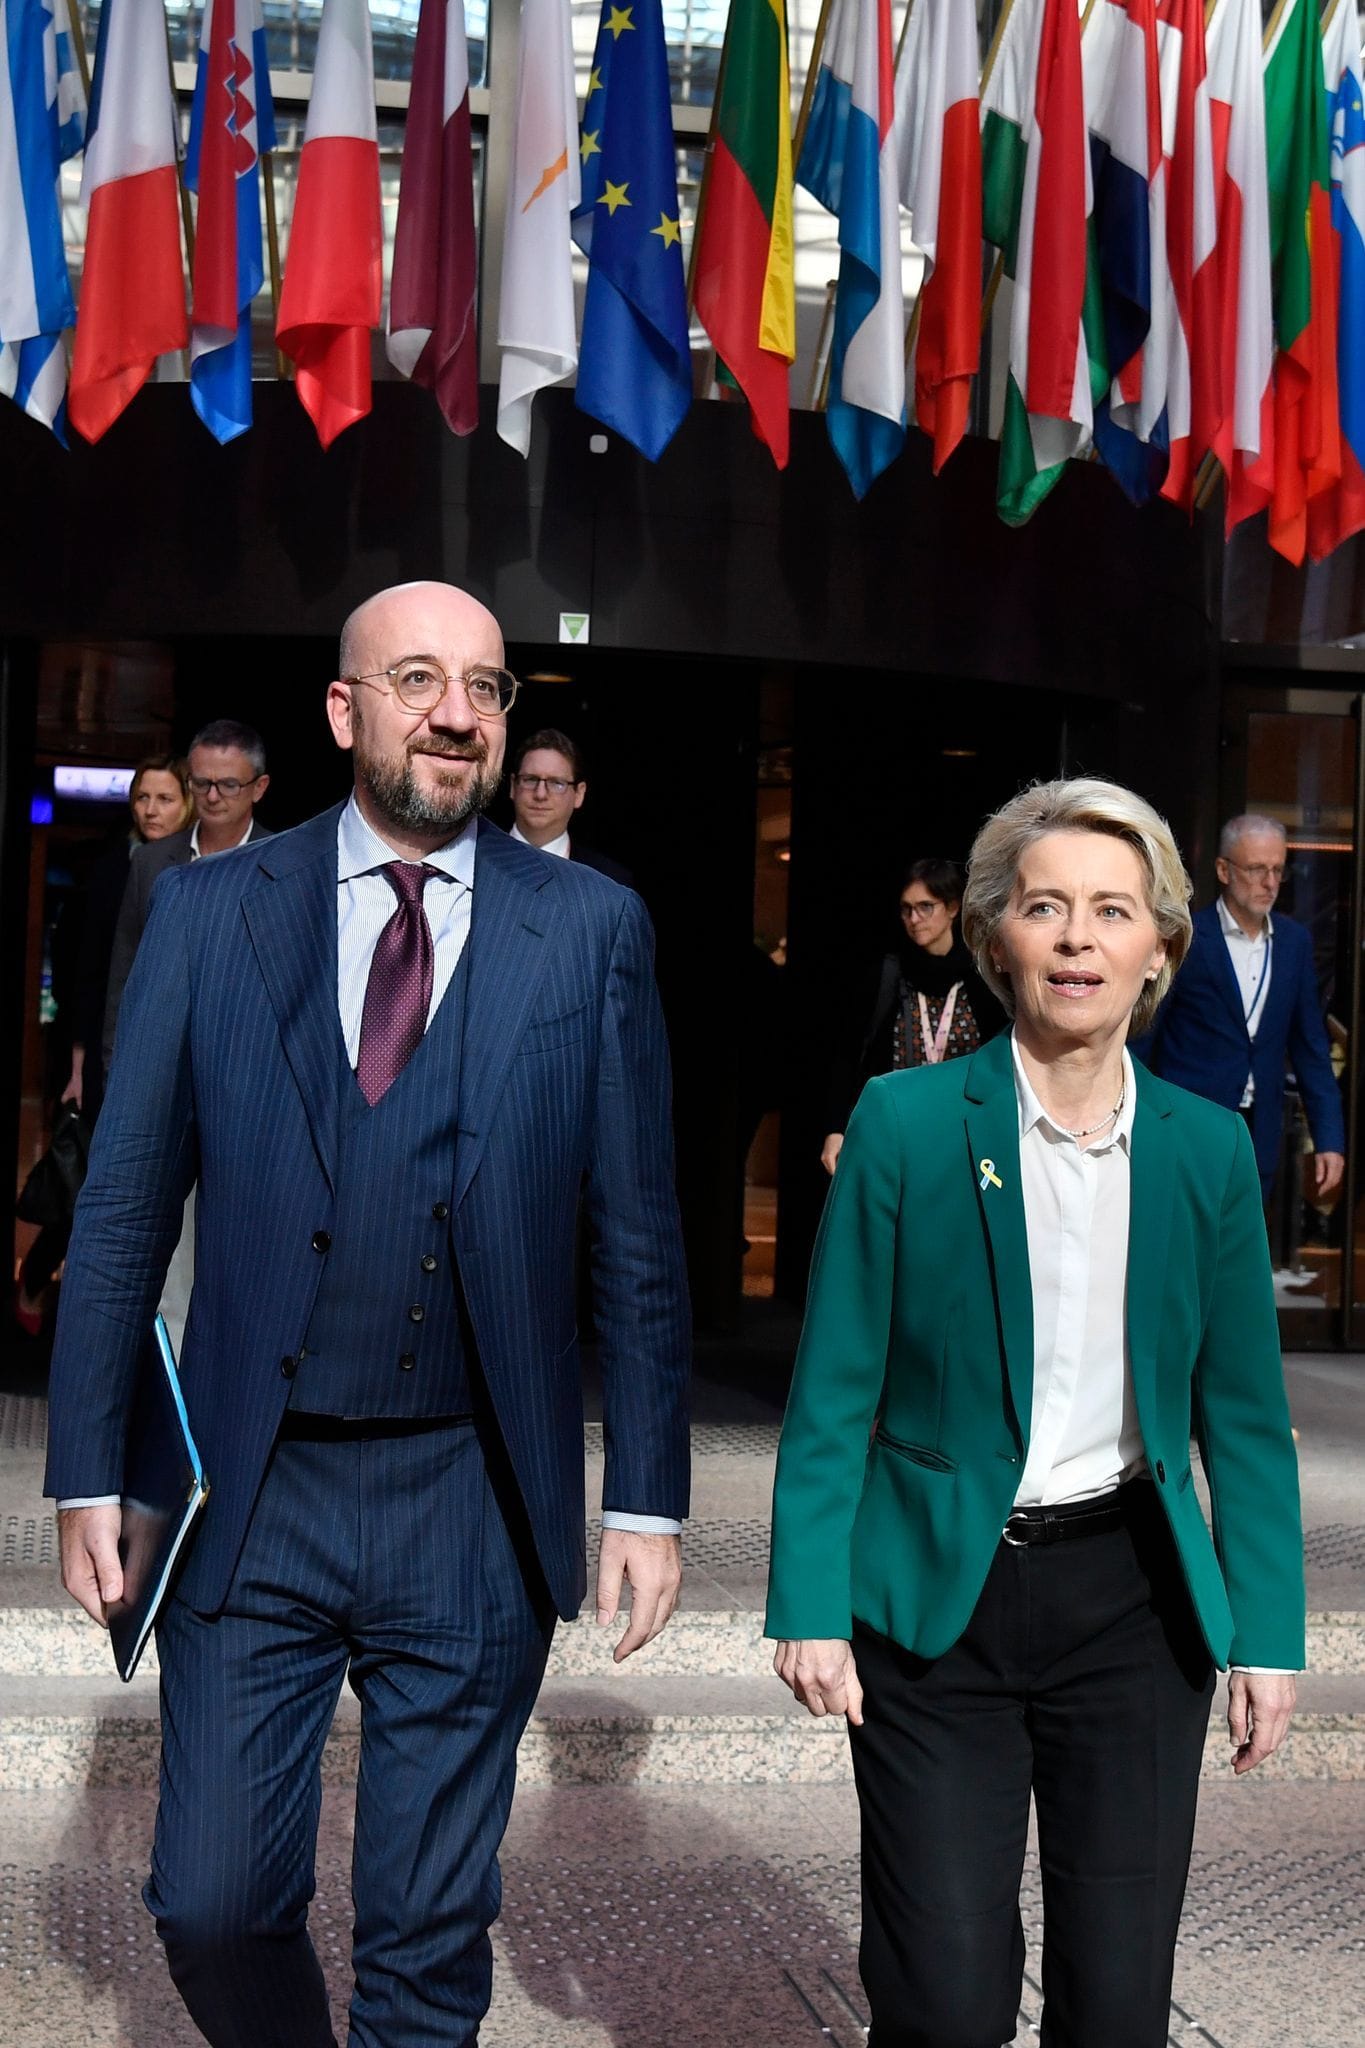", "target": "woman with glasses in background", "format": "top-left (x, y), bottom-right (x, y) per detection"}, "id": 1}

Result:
top-left (821, 857), bottom-right (1007, 1176)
